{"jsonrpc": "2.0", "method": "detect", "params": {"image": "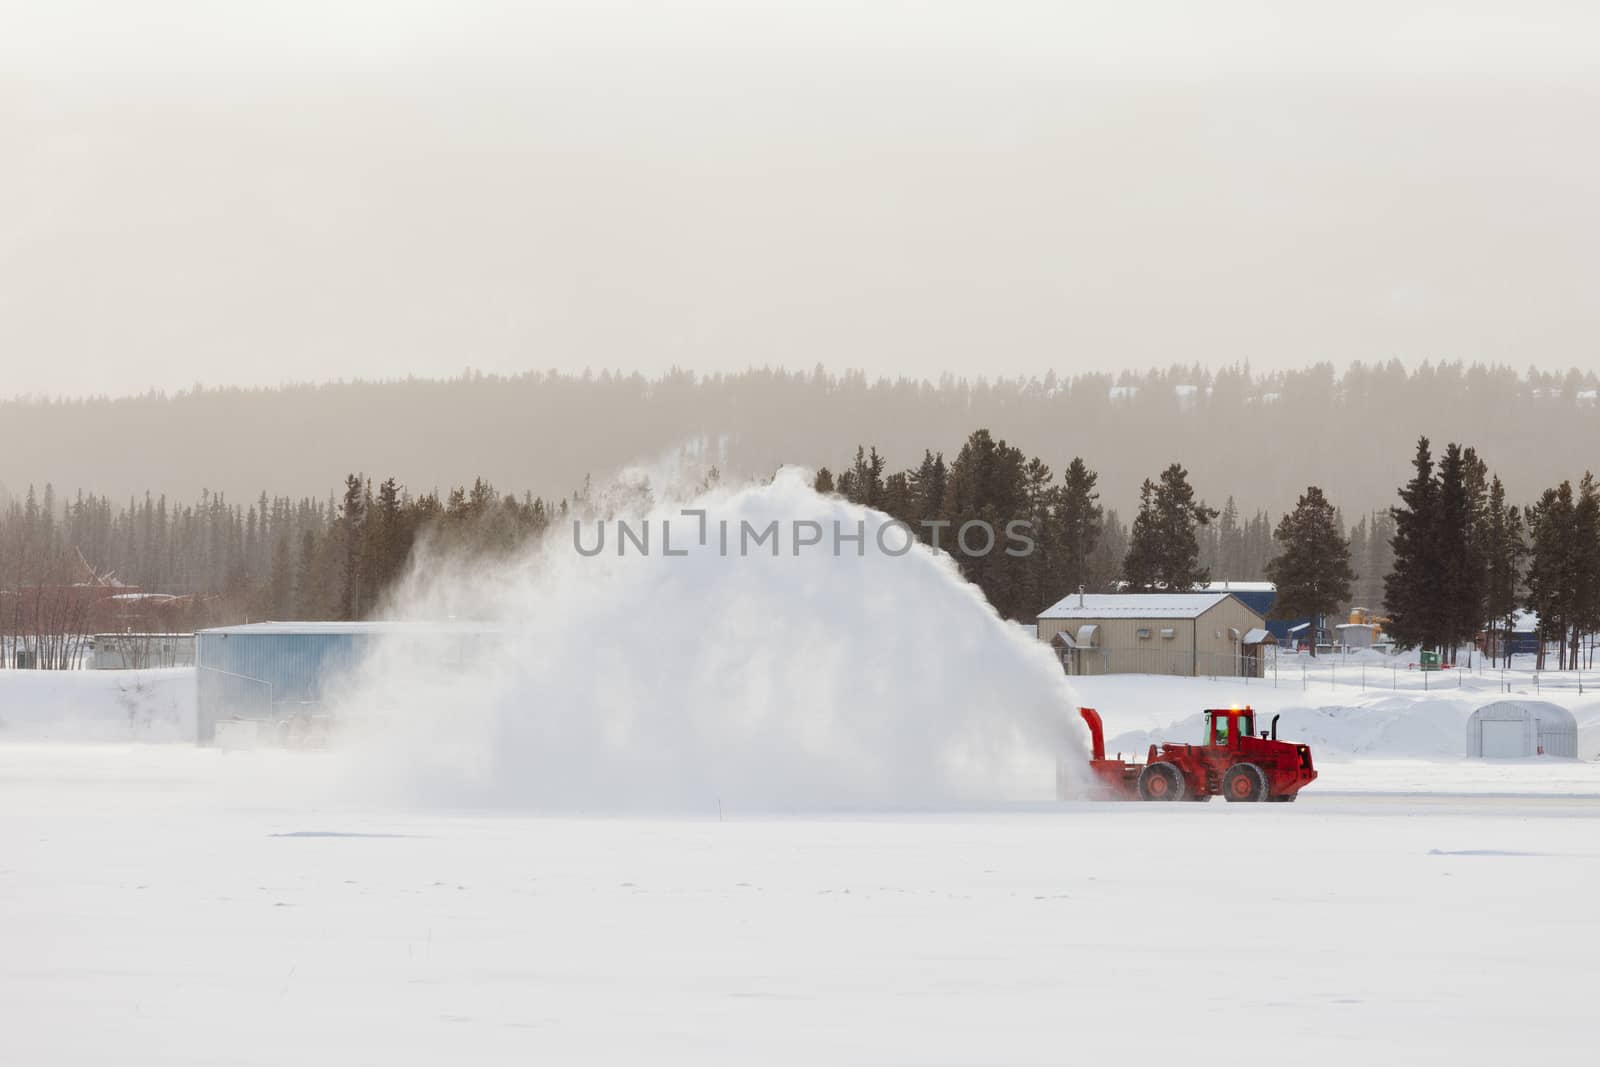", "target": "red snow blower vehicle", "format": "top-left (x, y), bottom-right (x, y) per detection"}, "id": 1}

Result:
top-left (1066, 706), bottom-right (1317, 802)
